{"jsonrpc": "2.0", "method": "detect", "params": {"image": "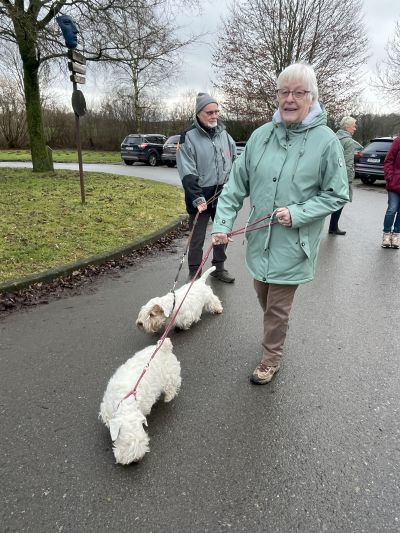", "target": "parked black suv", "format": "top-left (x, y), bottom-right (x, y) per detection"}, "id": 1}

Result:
top-left (235, 141), bottom-right (246, 157)
top-left (355, 137), bottom-right (394, 185)
top-left (161, 135), bottom-right (180, 167)
top-left (121, 134), bottom-right (167, 166)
